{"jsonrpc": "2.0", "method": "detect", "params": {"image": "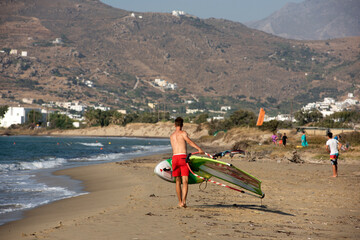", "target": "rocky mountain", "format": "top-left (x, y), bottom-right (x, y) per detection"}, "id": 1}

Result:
top-left (246, 0), bottom-right (360, 40)
top-left (0, 0), bottom-right (359, 114)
